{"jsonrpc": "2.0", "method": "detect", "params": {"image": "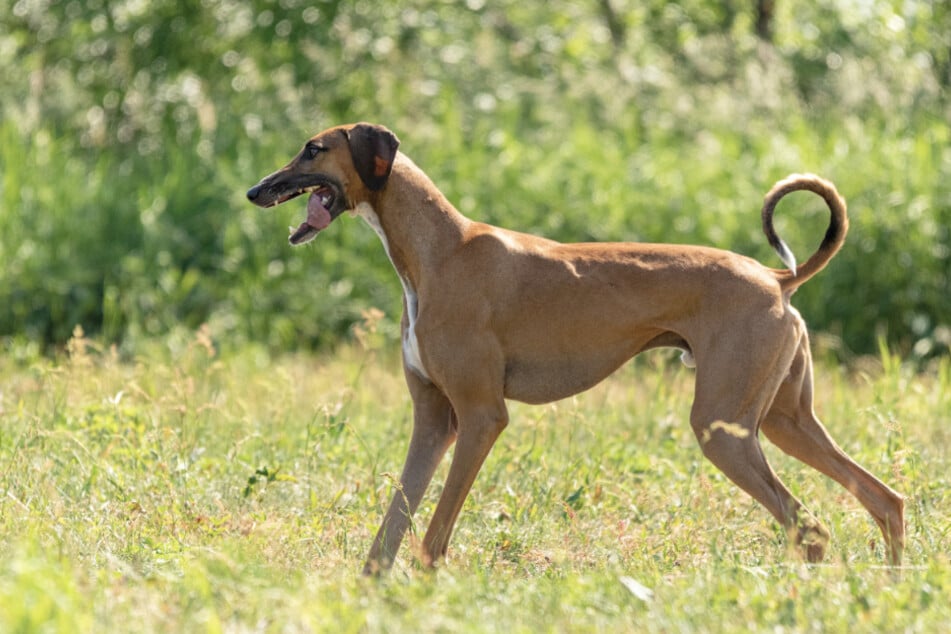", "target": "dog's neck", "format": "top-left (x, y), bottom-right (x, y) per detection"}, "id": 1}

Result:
top-left (357, 153), bottom-right (471, 290)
